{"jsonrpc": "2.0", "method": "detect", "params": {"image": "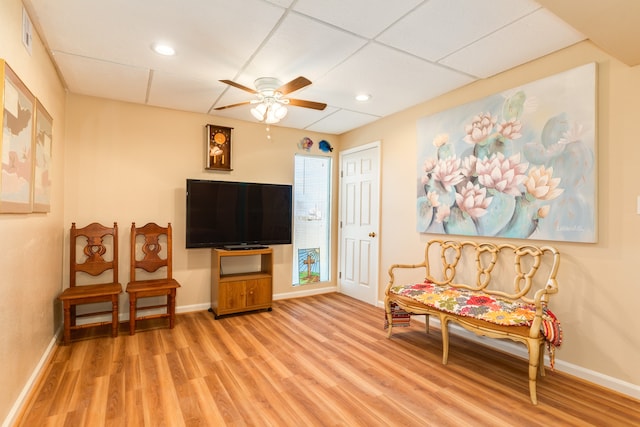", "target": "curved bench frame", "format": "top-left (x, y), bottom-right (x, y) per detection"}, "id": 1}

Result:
top-left (384, 239), bottom-right (560, 405)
